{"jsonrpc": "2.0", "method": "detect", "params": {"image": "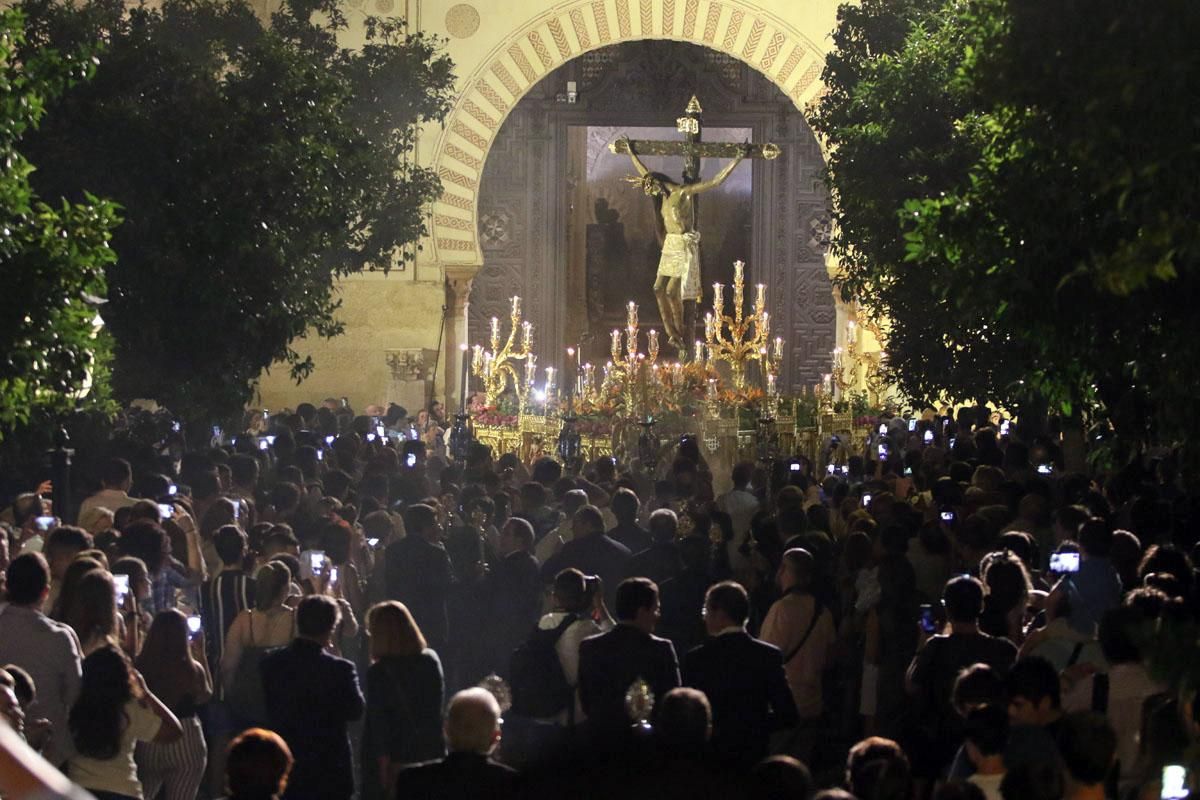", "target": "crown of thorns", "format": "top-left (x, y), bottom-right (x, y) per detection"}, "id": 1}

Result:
top-left (625, 174), bottom-right (661, 194)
